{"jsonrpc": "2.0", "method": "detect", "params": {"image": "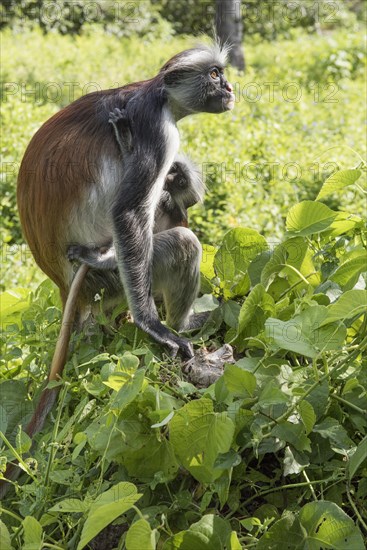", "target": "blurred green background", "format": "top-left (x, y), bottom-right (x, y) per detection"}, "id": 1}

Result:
top-left (1, 0), bottom-right (366, 289)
